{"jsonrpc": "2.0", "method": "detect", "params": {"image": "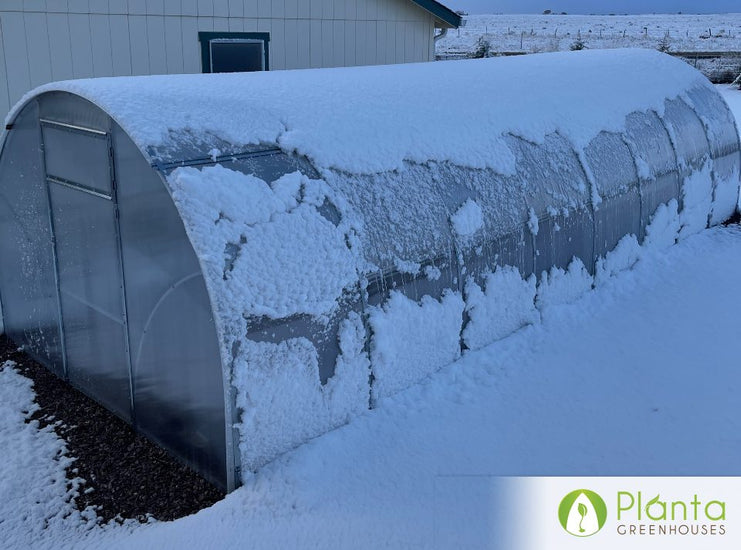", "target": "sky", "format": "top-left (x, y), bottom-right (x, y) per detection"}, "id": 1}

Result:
top-left (442, 1), bottom-right (741, 14)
